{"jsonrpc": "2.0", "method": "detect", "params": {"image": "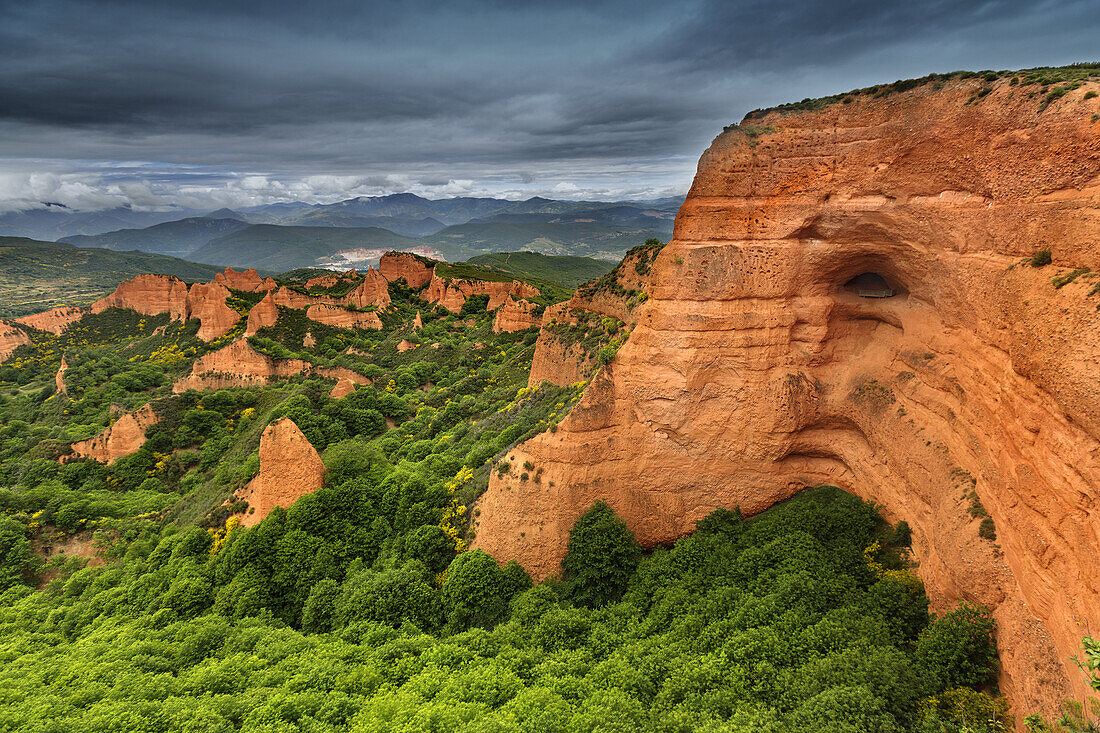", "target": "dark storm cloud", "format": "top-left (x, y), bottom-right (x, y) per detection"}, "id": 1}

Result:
top-left (0, 0), bottom-right (1097, 211)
